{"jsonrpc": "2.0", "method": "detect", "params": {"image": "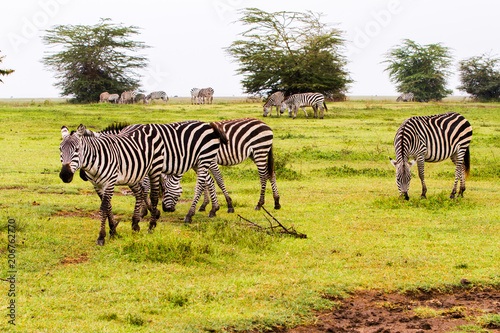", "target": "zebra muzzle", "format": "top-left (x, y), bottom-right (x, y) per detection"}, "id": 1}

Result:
top-left (59, 164), bottom-right (74, 183)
